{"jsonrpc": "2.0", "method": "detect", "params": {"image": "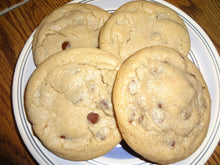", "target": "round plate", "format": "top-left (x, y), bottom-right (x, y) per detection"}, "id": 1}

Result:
top-left (12, 0), bottom-right (220, 164)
